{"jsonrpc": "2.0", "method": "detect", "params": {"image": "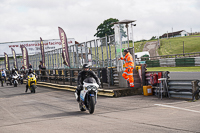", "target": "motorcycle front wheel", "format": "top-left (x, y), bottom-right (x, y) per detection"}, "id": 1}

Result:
top-left (14, 81), bottom-right (17, 87)
top-left (31, 85), bottom-right (36, 93)
top-left (88, 96), bottom-right (95, 114)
